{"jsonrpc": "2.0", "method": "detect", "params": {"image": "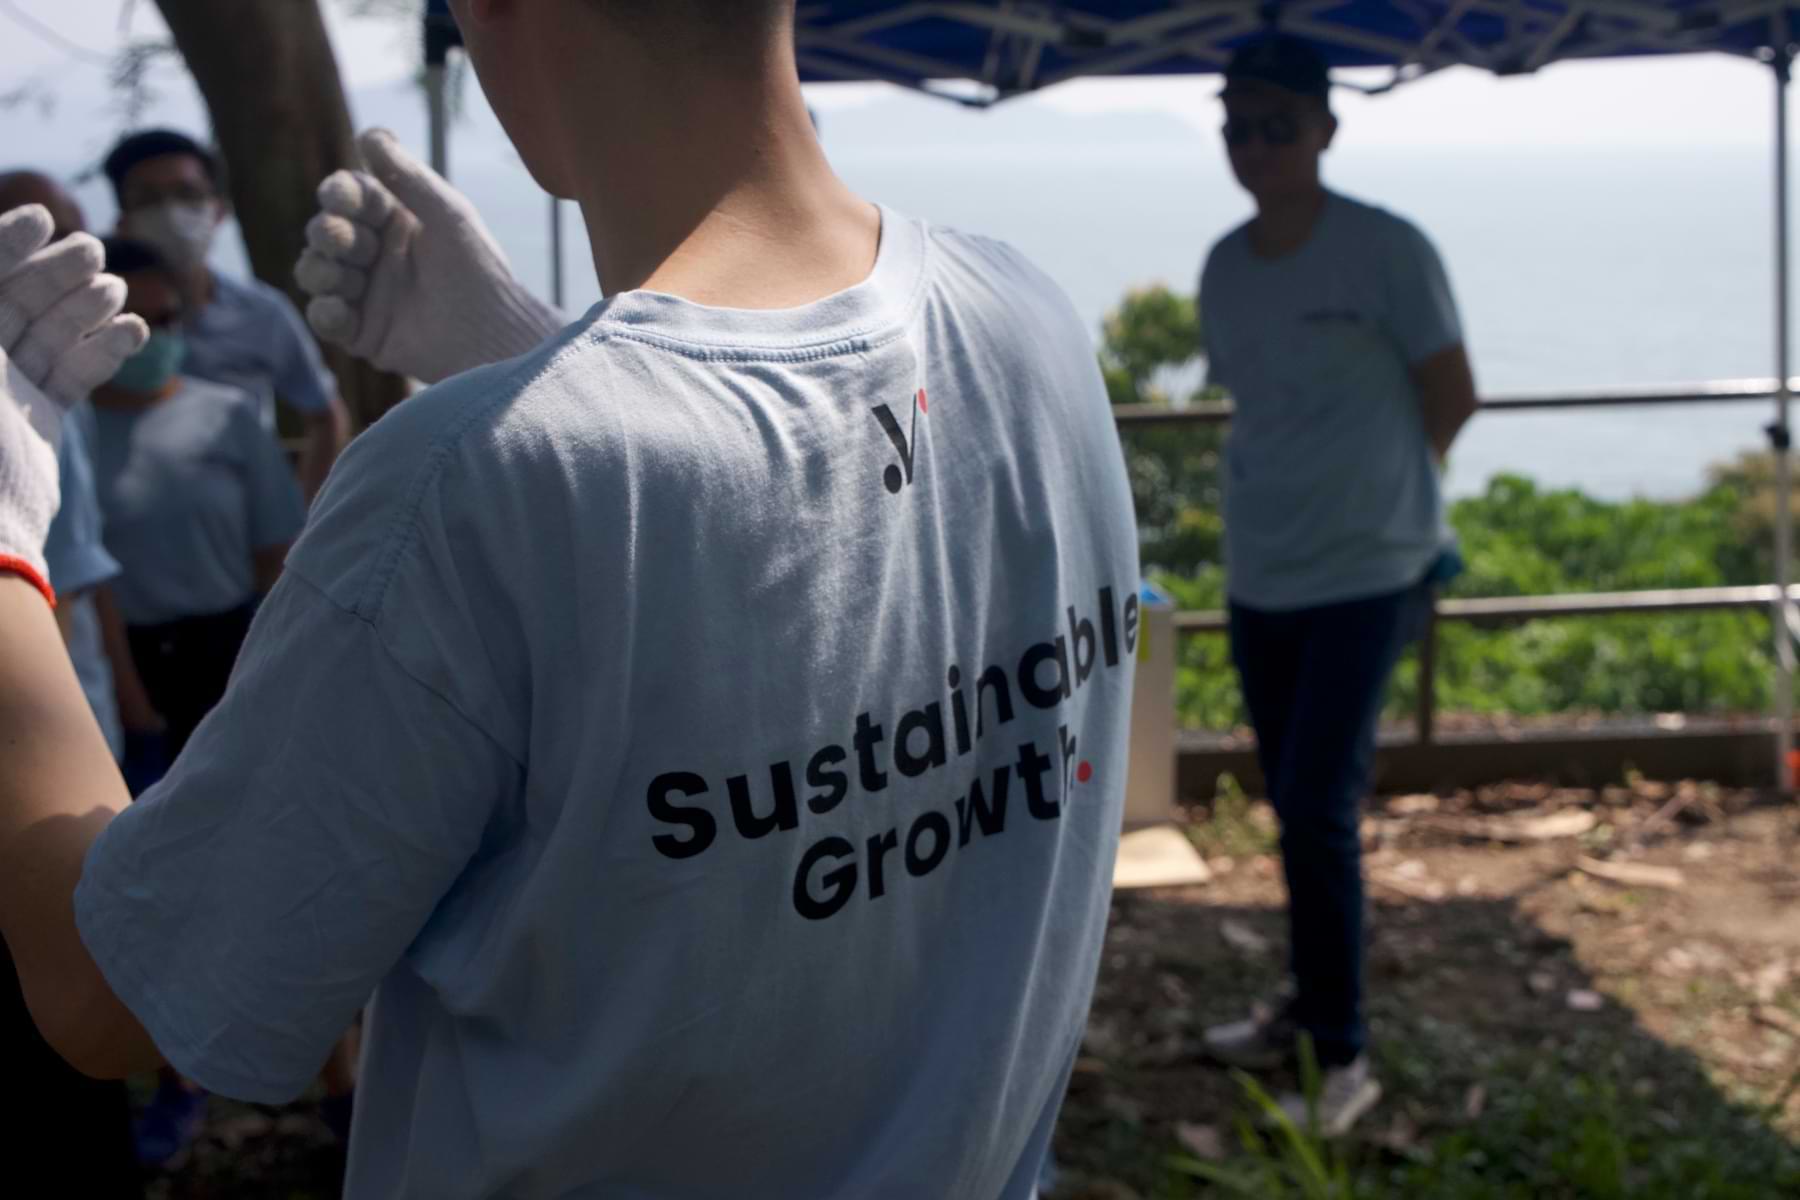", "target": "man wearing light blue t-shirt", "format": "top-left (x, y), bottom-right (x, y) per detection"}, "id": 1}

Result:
top-left (1197, 35), bottom-right (1479, 1134)
top-left (0, 3), bottom-right (1139, 1197)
